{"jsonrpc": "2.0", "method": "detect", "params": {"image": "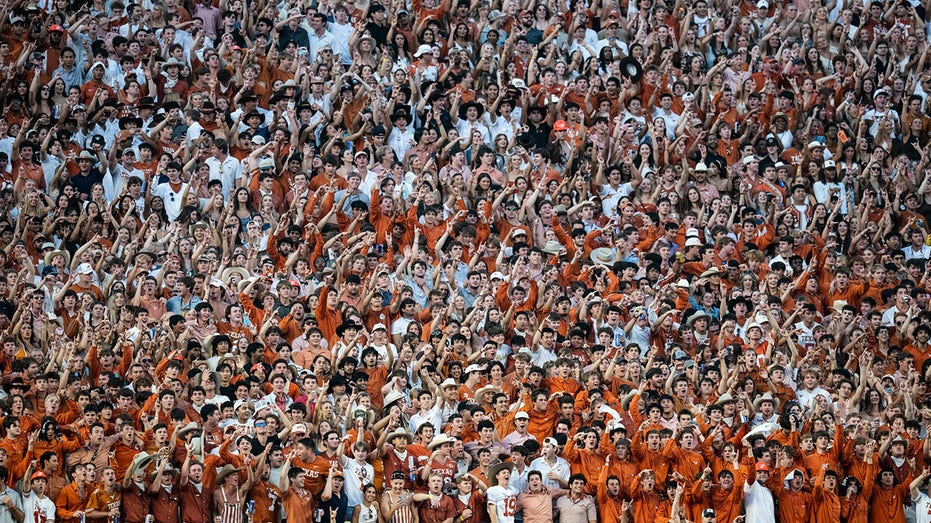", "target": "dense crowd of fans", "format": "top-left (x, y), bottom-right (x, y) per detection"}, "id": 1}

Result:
top-left (1, 0), bottom-right (931, 521)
